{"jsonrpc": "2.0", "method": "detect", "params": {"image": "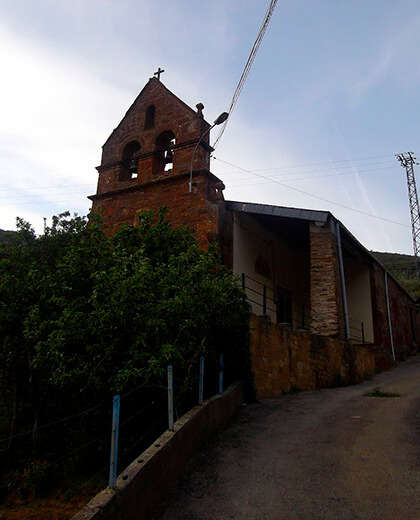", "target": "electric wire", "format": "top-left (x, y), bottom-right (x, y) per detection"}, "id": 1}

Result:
top-left (0, 183), bottom-right (92, 192)
top-left (225, 165), bottom-right (395, 188)
top-left (0, 190), bottom-right (91, 201)
top-left (219, 157), bottom-right (395, 178)
top-left (212, 0), bottom-right (278, 149)
top-left (0, 197), bottom-right (91, 207)
top-left (214, 156), bottom-right (409, 228)
top-left (0, 154), bottom-right (392, 193)
top-left (0, 155), bottom-right (396, 210)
